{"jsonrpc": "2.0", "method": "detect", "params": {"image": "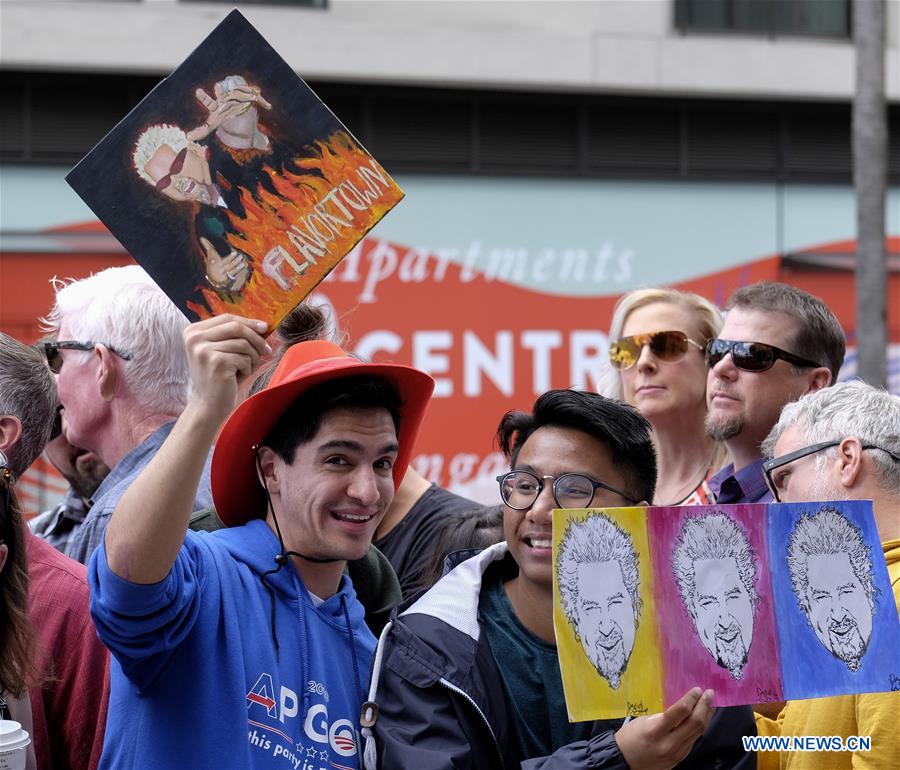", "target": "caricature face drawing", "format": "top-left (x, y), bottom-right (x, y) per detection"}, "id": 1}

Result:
top-left (787, 507), bottom-right (875, 672)
top-left (806, 552), bottom-right (873, 670)
top-left (574, 560), bottom-right (637, 690)
top-left (673, 513), bottom-right (758, 680)
top-left (558, 514), bottom-right (642, 690)
top-left (690, 557), bottom-right (755, 678)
